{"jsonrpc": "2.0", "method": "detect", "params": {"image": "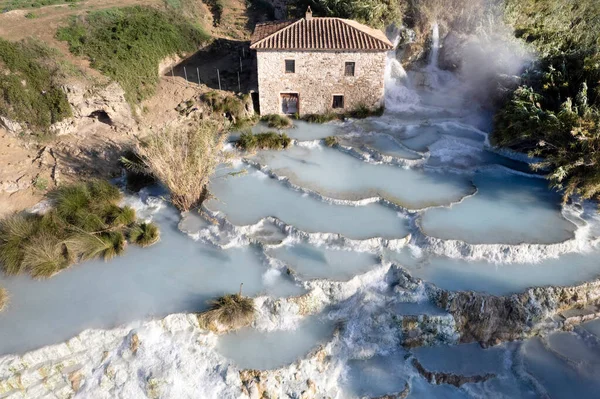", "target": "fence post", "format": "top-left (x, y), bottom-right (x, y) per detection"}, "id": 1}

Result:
top-left (184, 66), bottom-right (188, 83)
top-left (239, 57), bottom-right (243, 73)
top-left (237, 71), bottom-right (241, 92)
top-left (171, 67), bottom-right (174, 78)
top-left (197, 67), bottom-right (201, 86)
top-left (217, 69), bottom-right (221, 90)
